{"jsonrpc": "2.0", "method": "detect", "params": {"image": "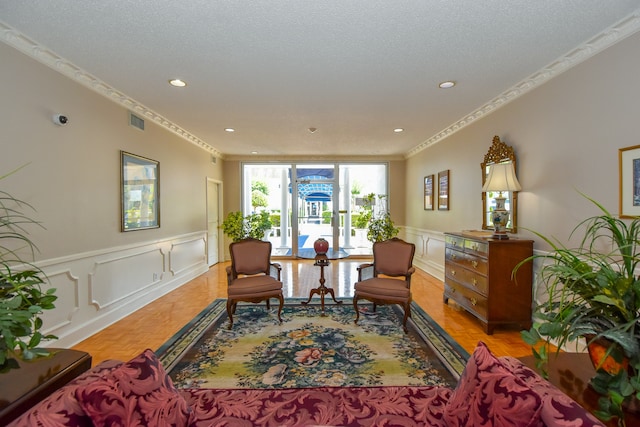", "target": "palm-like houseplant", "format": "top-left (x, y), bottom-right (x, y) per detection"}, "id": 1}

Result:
top-left (0, 166), bottom-right (57, 371)
top-left (516, 195), bottom-right (640, 425)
